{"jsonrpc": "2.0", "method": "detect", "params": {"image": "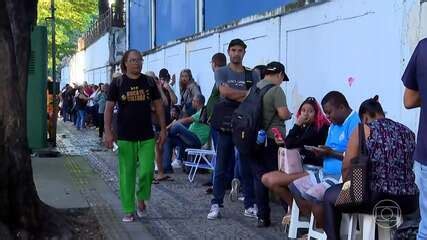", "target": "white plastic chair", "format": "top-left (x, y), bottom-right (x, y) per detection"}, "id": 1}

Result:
top-left (288, 199), bottom-right (310, 238)
top-left (306, 212), bottom-right (350, 239)
top-left (308, 212), bottom-right (327, 239)
top-left (183, 139), bottom-right (216, 183)
top-left (347, 214), bottom-right (397, 240)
